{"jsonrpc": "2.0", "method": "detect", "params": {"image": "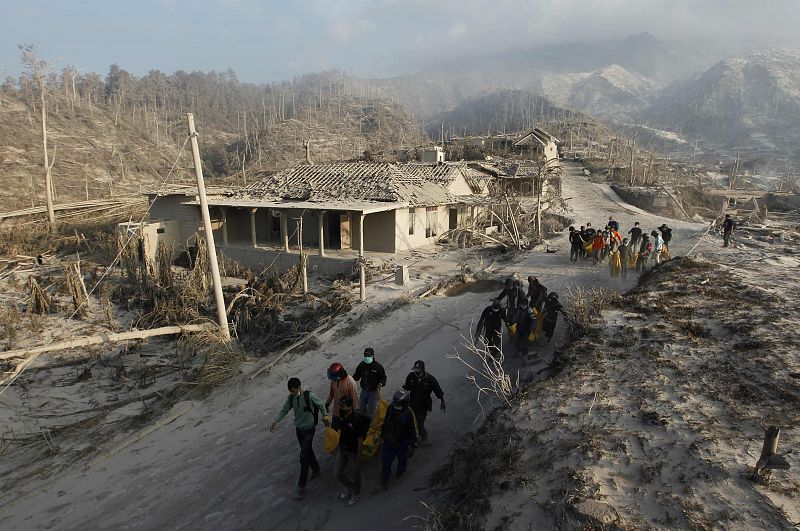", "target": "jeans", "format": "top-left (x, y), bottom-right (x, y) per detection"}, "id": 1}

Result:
top-left (358, 389), bottom-right (379, 418)
top-left (335, 449), bottom-right (361, 495)
top-left (295, 427), bottom-right (319, 488)
top-left (381, 442), bottom-right (410, 482)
